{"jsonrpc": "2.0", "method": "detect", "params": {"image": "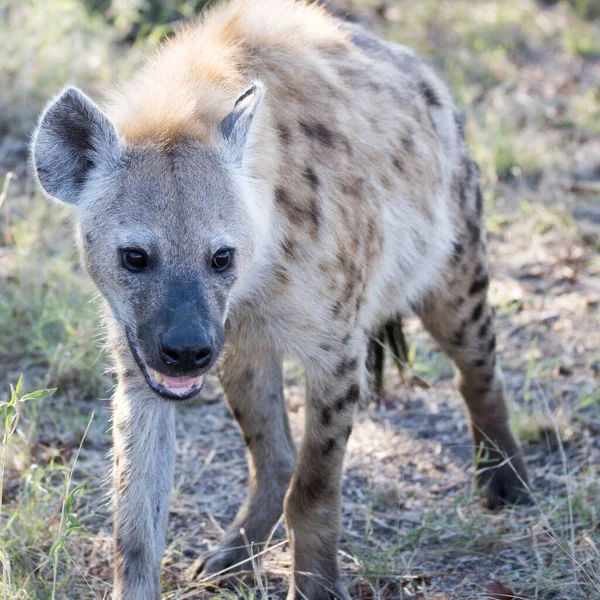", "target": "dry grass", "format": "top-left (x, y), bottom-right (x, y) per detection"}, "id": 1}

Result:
top-left (0, 0), bottom-right (599, 598)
